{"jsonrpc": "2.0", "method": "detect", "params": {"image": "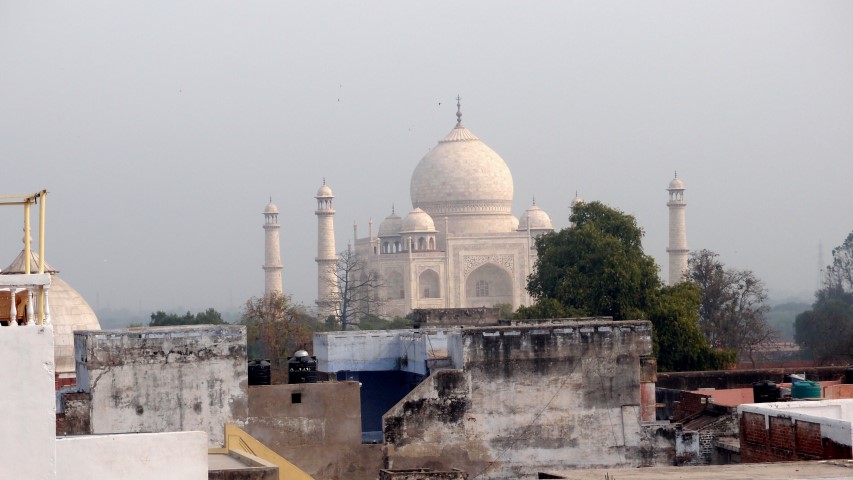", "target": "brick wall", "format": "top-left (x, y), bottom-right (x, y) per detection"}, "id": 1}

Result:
top-left (740, 413), bottom-right (851, 462)
top-left (673, 391), bottom-right (710, 422)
